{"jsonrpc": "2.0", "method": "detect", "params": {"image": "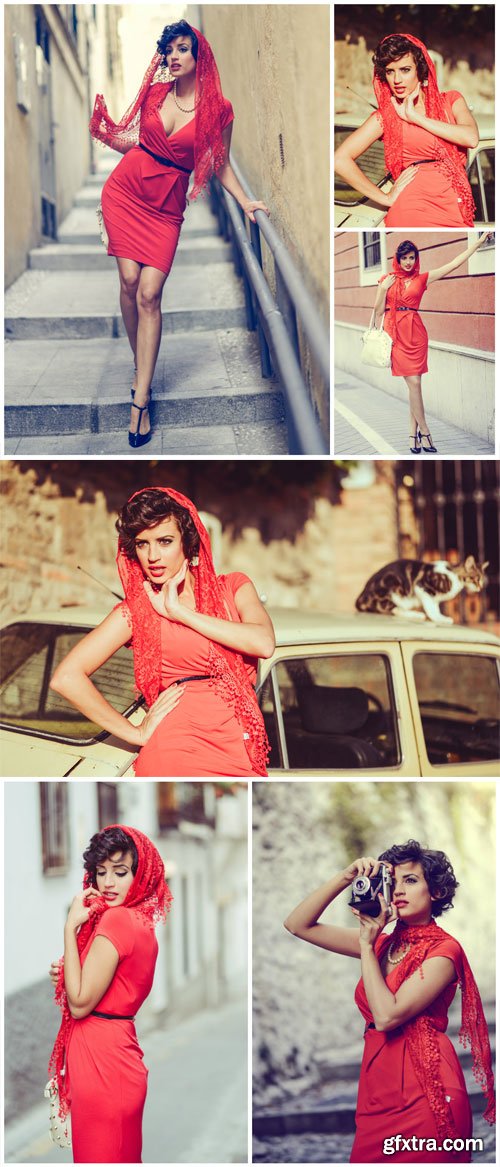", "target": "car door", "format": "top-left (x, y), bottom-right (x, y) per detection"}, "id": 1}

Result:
top-left (259, 641), bottom-right (422, 776)
top-left (400, 641), bottom-right (500, 777)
